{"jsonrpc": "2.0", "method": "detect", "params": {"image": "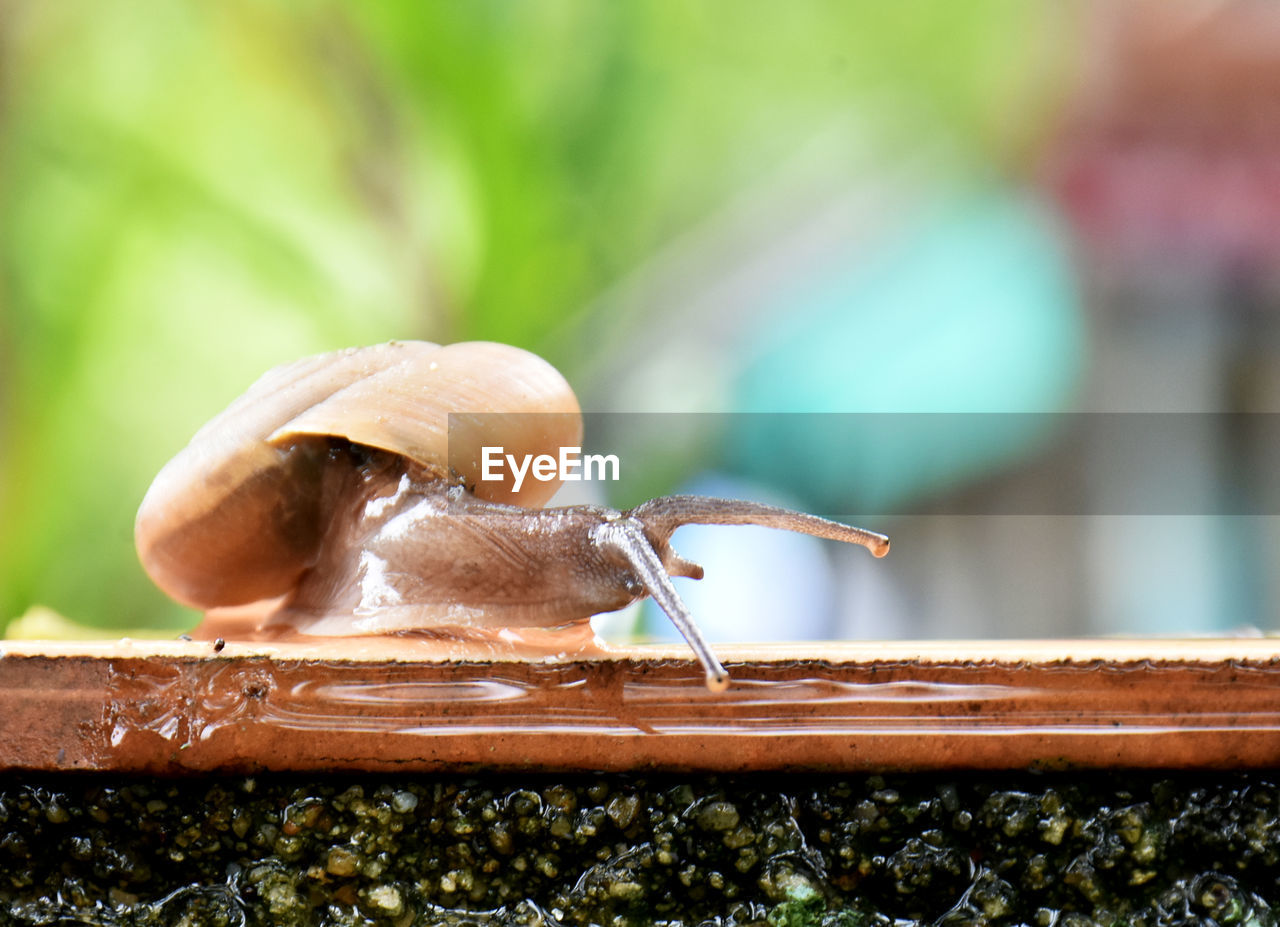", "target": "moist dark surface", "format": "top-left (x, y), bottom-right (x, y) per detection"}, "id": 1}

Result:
top-left (1, 772), bottom-right (1277, 926)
